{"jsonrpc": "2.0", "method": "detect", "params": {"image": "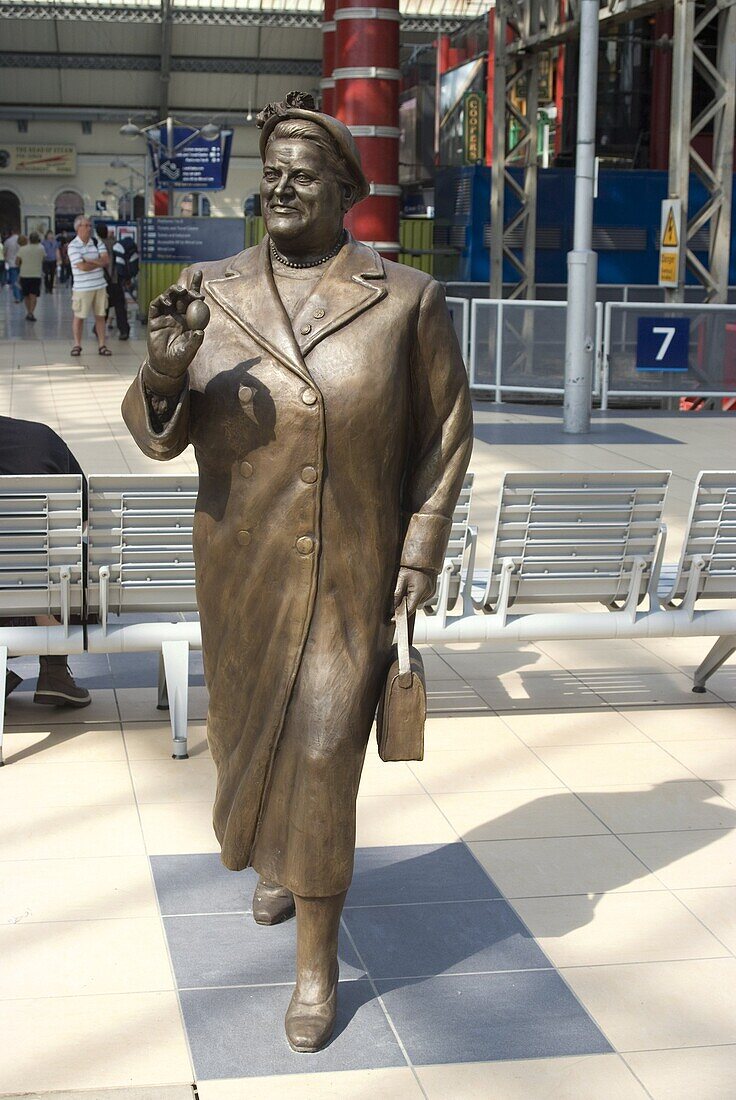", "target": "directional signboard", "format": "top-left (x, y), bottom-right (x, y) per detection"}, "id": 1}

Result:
top-left (636, 316), bottom-right (690, 372)
top-left (658, 198), bottom-right (681, 288)
top-left (141, 217), bottom-right (245, 264)
top-left (150, 127), bottom-right (233, 191)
